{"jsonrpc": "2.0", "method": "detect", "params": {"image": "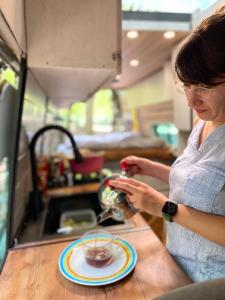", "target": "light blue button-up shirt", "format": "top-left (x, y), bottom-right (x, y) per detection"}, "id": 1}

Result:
top-left (167, 120), bottom-right (225, 281)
